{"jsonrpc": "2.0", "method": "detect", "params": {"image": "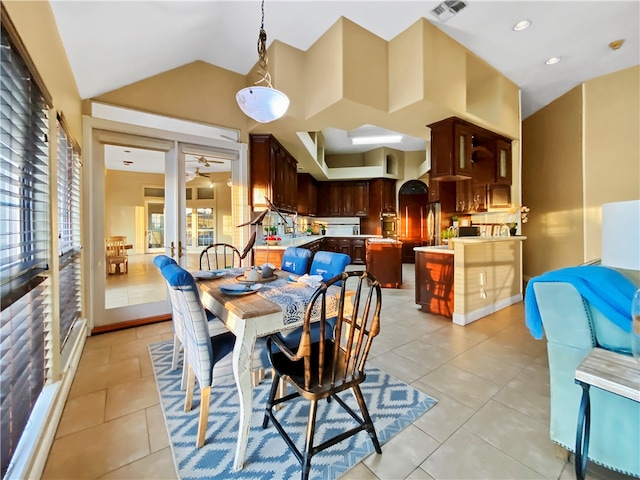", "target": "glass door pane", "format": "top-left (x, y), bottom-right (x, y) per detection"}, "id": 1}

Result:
top-left (147, 202), bottom-right (165, 252)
